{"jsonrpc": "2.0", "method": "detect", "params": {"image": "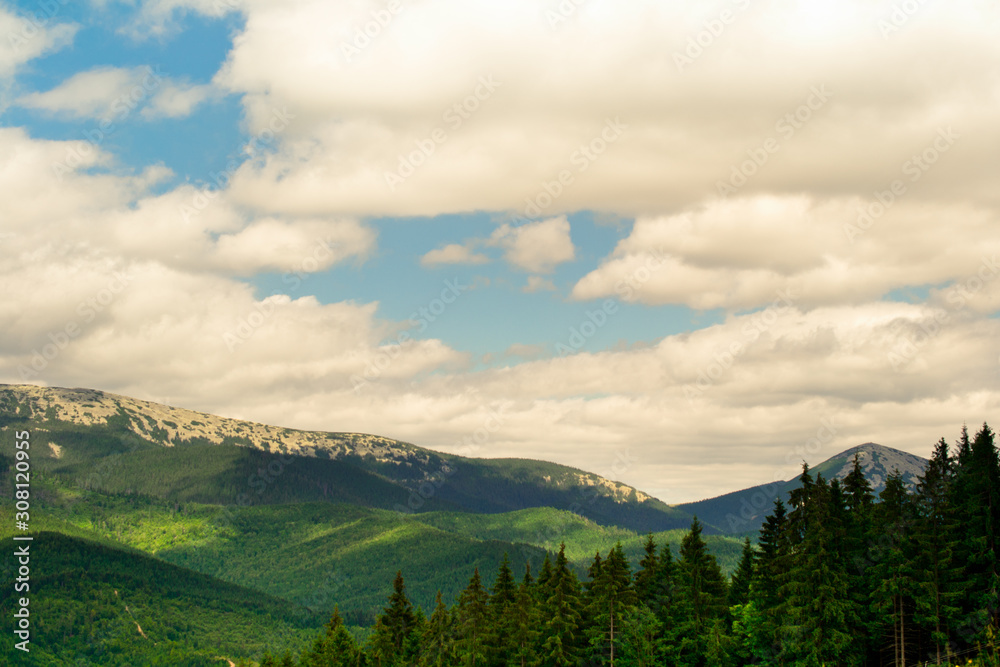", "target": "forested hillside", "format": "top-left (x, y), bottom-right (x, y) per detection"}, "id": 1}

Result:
top-left (260, 423), bottom-right (1000, 666)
